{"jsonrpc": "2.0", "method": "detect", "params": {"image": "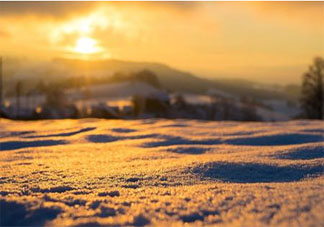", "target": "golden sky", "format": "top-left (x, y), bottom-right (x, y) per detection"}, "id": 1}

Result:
top-left (0, 2), bottom-right (324, 84)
